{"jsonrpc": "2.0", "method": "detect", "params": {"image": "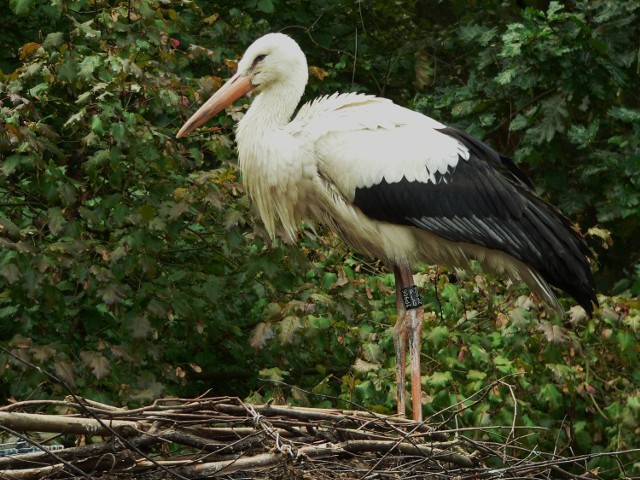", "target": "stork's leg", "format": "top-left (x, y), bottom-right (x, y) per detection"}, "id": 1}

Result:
top-left (407, 303), bottom-right (424, 422)
top-left (393, 265), bottom-right (425, 422)
top-left (392, 290), bottom-right (407, 417)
